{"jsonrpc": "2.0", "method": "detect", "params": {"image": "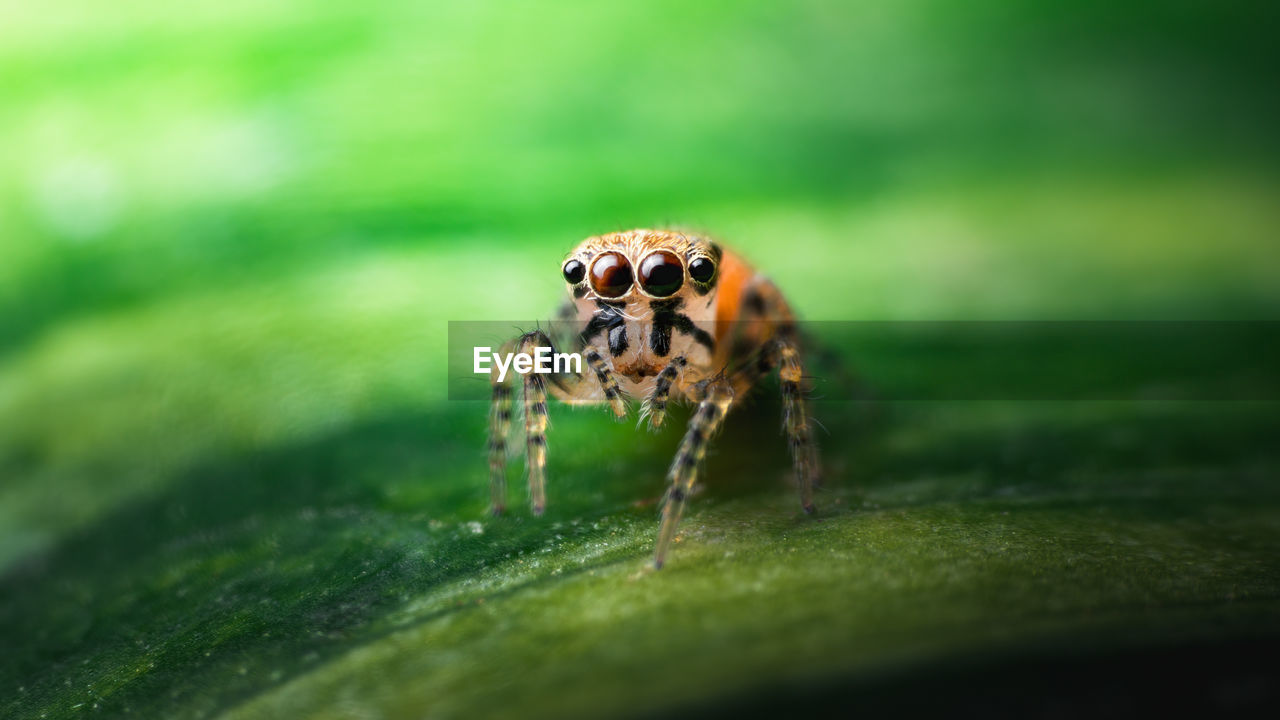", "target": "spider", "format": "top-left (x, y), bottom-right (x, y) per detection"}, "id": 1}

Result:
top-left (487, 229), bottom-right (820, 568)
